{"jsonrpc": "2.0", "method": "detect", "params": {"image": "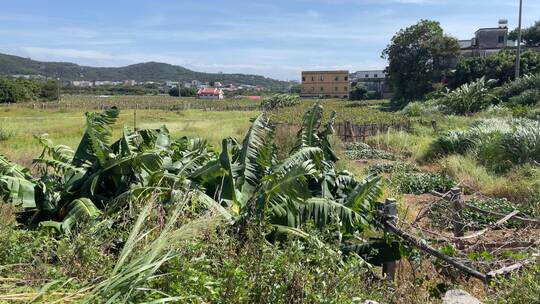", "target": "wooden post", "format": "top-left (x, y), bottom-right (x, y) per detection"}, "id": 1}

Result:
top-left (383, 198), bottom-right (397, 280)
top-left (451, 187), bottom-right (464, 238)
top-left (134, 104), bottom-right (138, 130)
